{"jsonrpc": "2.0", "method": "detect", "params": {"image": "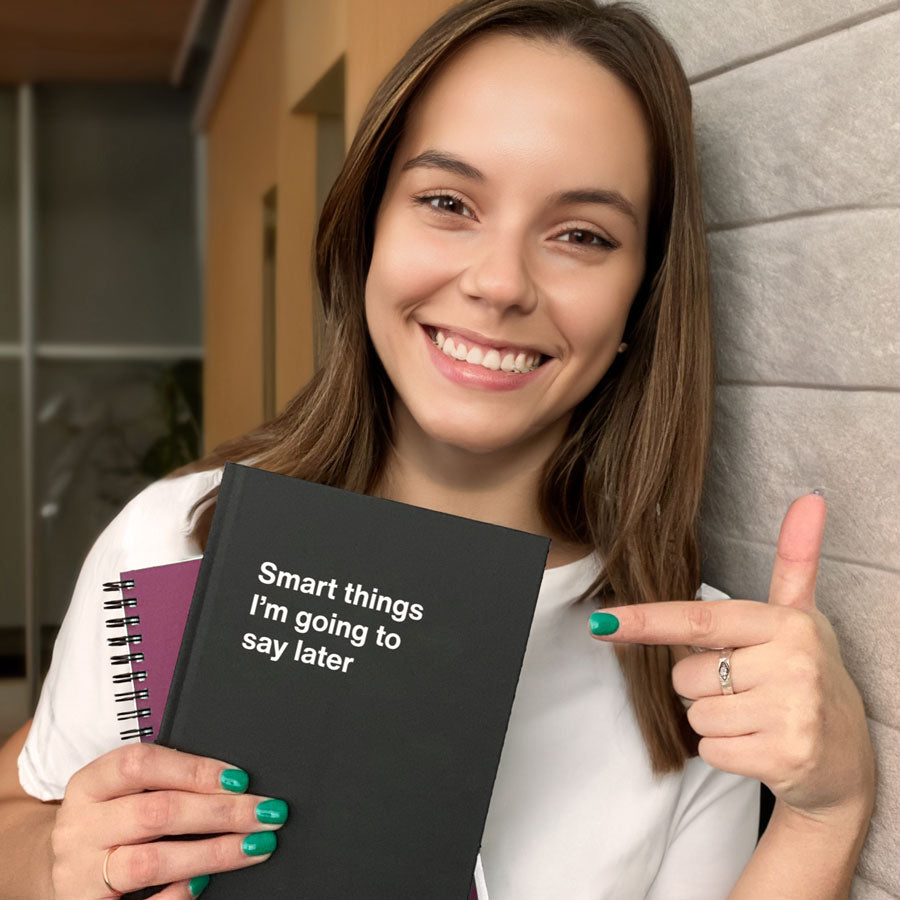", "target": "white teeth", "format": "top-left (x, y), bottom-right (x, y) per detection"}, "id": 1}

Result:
top-left (433, 330), bottom-right (542, 373)
top-left (483, 349), bottom-right (501, 370)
